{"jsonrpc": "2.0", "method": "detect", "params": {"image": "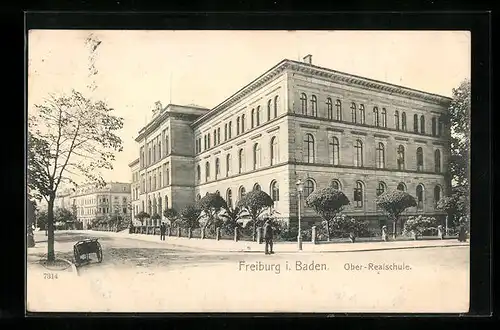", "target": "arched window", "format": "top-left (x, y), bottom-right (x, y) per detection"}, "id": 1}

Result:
top-left (416, 184), bottom-right (424, 210)
top-left (224, 123), bottom-right (228, 141)
top-left (238, 149), bottom-right (244, 173)
top-left (270, 136), bottom-right (278, 165)
top-left (420, 115), bottom-right (425, 134)
top-left (153, 145), bottom-right (156, 162)
top-left (164, 195), bottom-right (169, 210)
top-left (228, 121), bottom-right (232, 139)
top-left (432, 117), bottom-right (437, 136)
top-left (397, 145), bottom-right (405, 170)
top-left (437, 118), bottom-right (443, 137)
top-left (226, 189), bottom-right (233, 208)
top-left (335, 99), bottom-right (342, 121)
top-left (304, 179), bottom-right (315, 198)
top-left (236, 117), bottom-right (240, 135)
top-left (253, 143), bottom-right (261, 170)
top-left (256, 106), bottom-right (261, 126)
top-left (152, 198), bottom-right (157, 215)
top-left (351, 102), bottom-right (357, 123)
top-left (376, 181), bottom-right (386, 196)
top-left (270, 180), bottom-right (279, 201)
top-left (241, 114), bottom-right (245, 132)
top-left (215, 158), bottom-right (220, 180)
top-left (239, 186), bottom-right (246, 200)
top-left (326, 98), bottom-right (333, 119)
top-left (300, 93), bottom-right (308, 115)
top-left (251, 109), bottom-right (255, 128)
top-left (304, 133), bottom-right (315, 163)
top-left (376, 142), bottom-right (385, 168)
top-left (402, 112), bottom-right (407, 131)
top-left (434, 149), bottom-right (441, 173)
top-left (253, 183), bottom-right (261, 191)
top-left (373, 107), bottom-right (379, 126)
top-left (433, 185), bottom-right (442, 207)
top-left (355, 139), bottom-right (363, 167)
top-left (394, 110), bottom-right (400, 130)
top-left (158, 196), bottom-right (162, 215)
top-left (207, 134), bottom-right (211, 149)
top-left (330, 136), bottom-right (339, 165)
top-left (205, 161), bottom-right (210, 181)
top-left (159, 170), bottom-right (162, 188)
top-left (226, 154), bottom-right (232, 176)
top-left (331, 179), bottom-right (341, 190)
top-left (354, 181), bottom-right (364, 208)
top-left (416, 147), bottom-right (424, 172)
top-left (359, 104), bottom-right (365, 124)
top-left (397, 182), bottom-right (406, 192)
top-left (413, 114), bottom-right (419, 132)
top-left (267, 99), bottom-right (272, 121)
top-left (381, 108), bottom-right (387, 127)
top-left (311, 95), bottom-right (317, 117)
top-left (274, 95), bottom-right (279, 118)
